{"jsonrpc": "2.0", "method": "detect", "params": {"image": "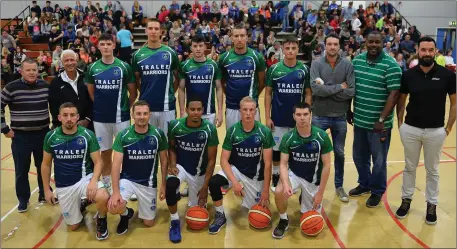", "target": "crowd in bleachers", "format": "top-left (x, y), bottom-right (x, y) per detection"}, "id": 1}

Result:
top-left (1, 0), bottom-right (456, 88)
